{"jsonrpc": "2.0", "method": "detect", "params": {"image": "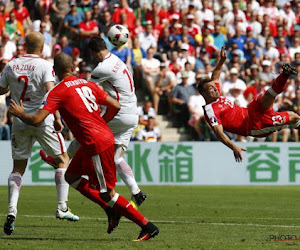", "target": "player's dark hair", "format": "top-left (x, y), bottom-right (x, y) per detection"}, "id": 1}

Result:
top-left (88, 36), bottom-right (107, 52)
top-left (197, 77), bottom-right (212, 94)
